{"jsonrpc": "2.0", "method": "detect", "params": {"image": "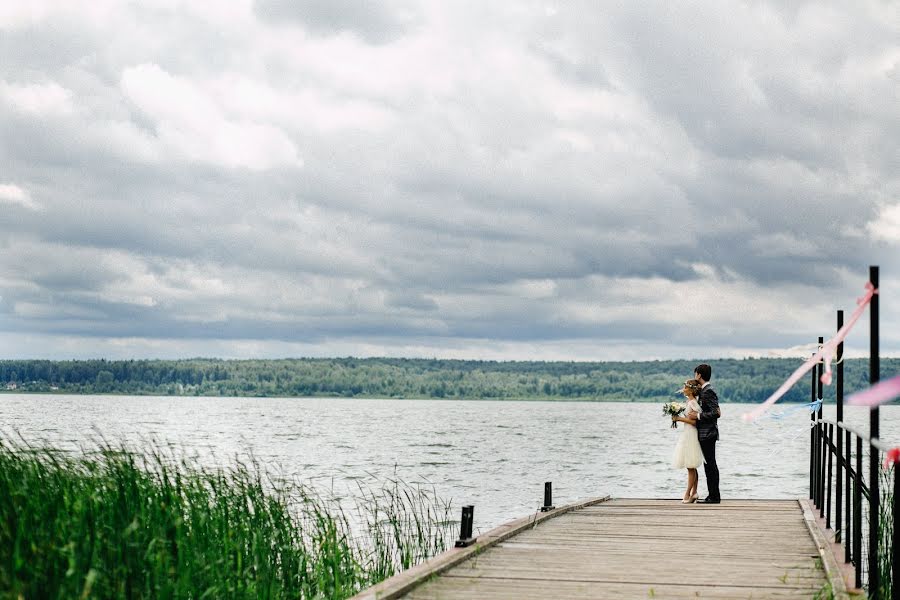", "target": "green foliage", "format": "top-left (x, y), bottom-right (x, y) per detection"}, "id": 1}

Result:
top-left (875, 464), bottom-right (895, 599)
top-left (1, 357), bottom-right (897, 402)
top-left (0, 438), bottom-right (455, 599)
